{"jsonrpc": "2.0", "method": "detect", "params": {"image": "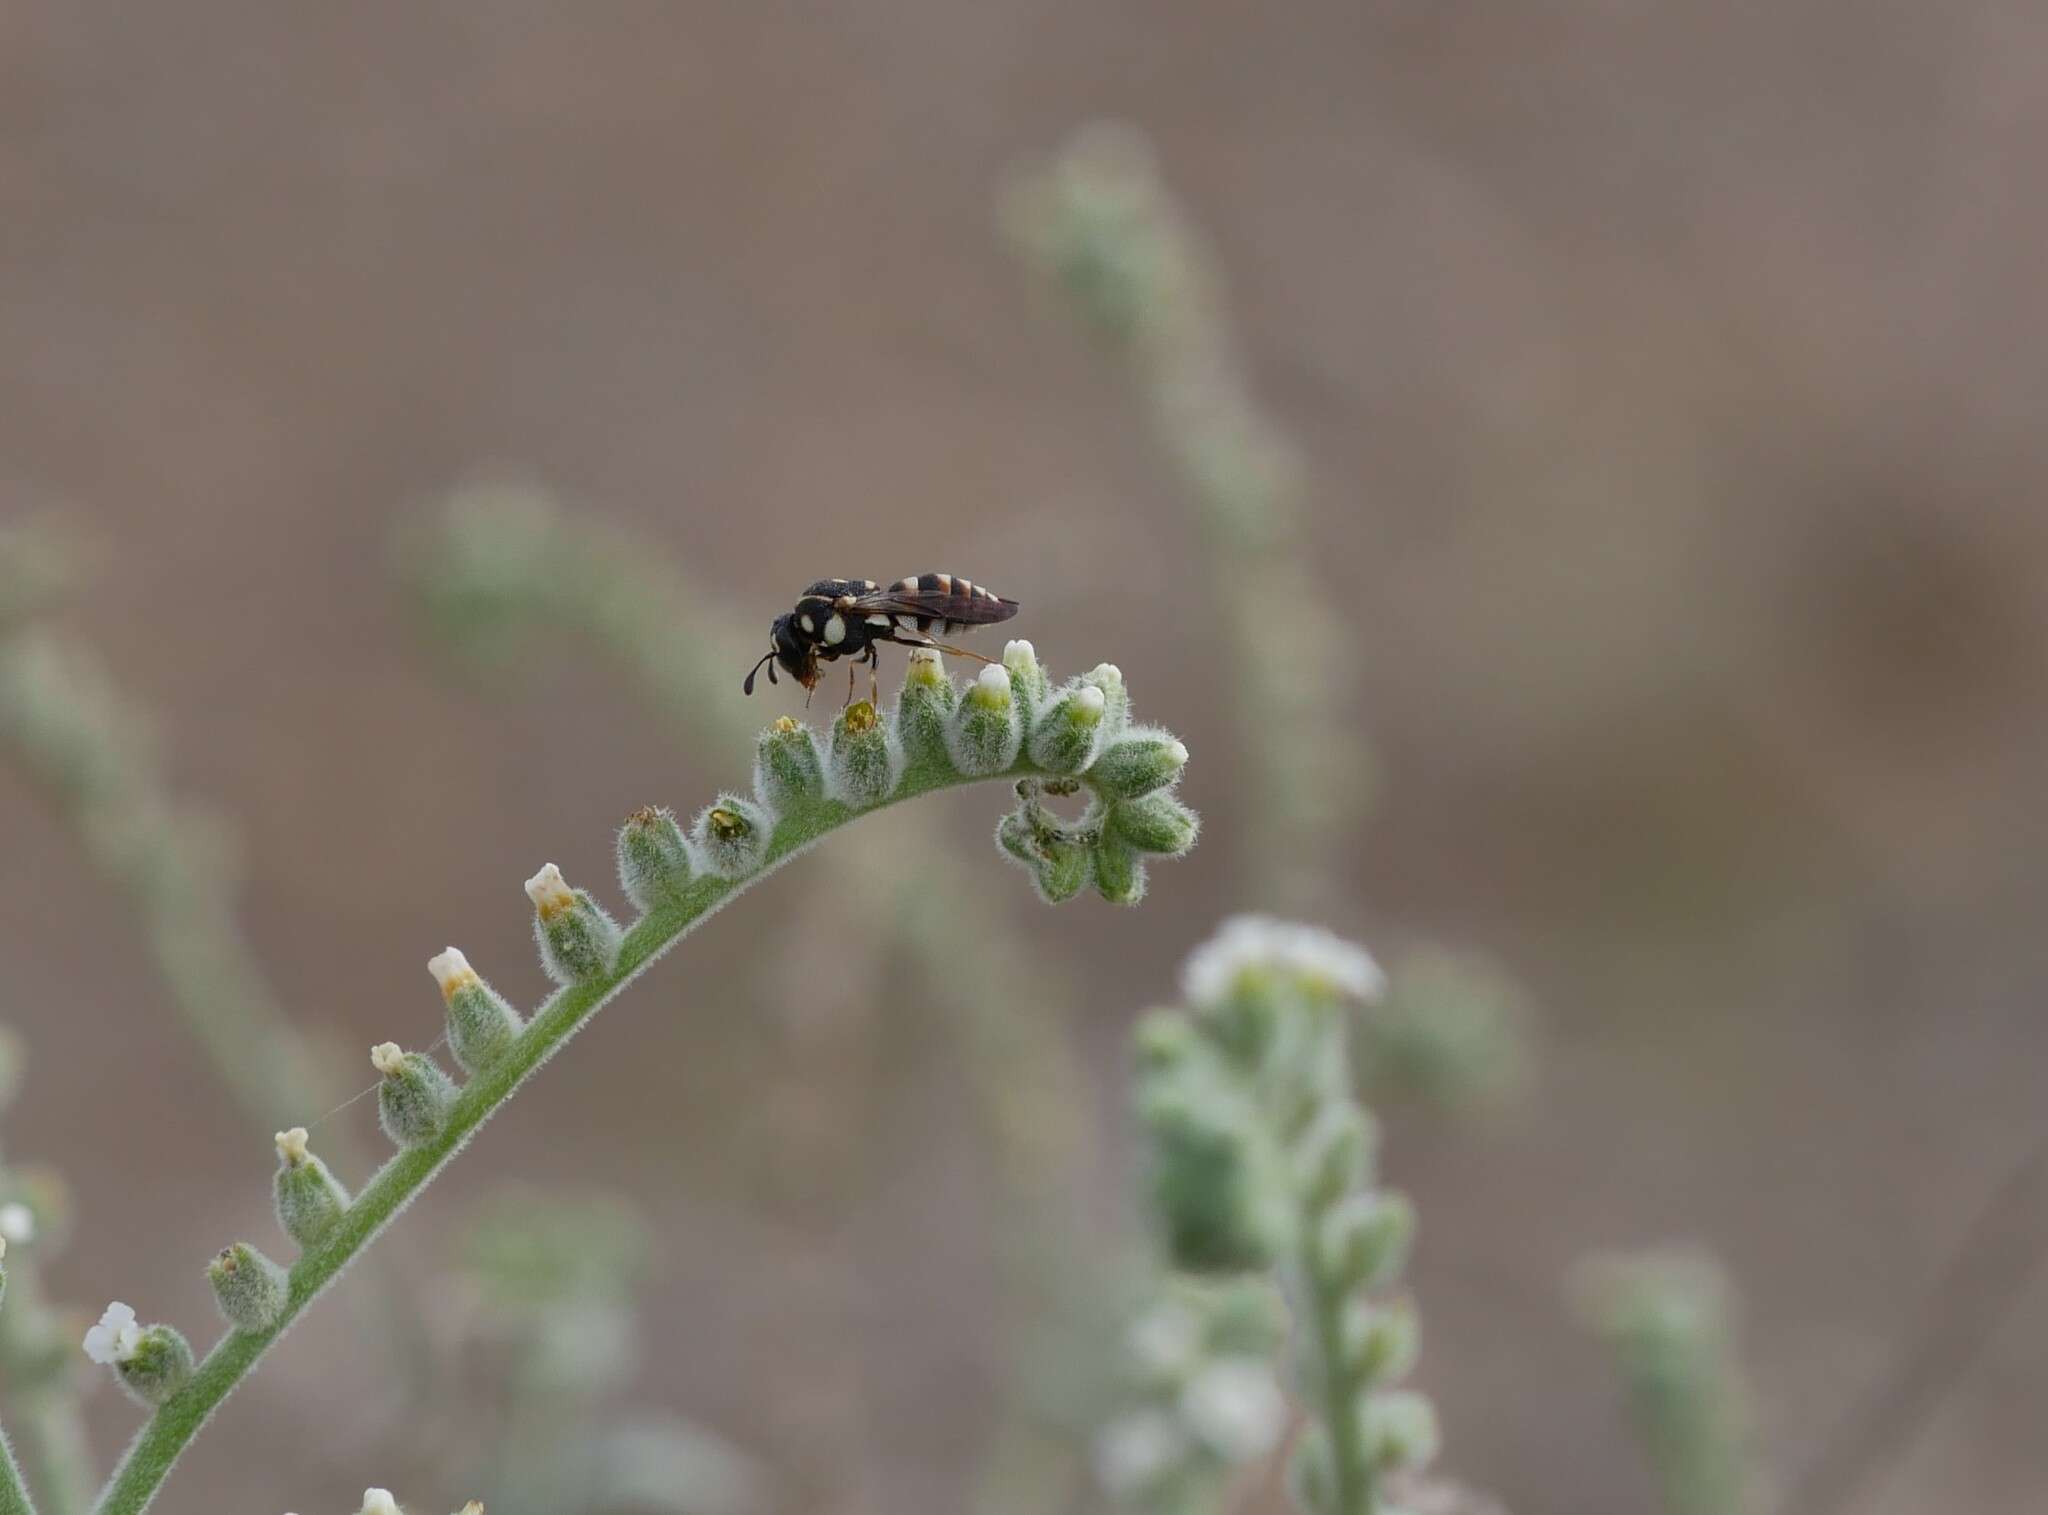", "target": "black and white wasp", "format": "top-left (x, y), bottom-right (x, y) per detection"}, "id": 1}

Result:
top-left (743, 573), bottom-right (1021, 703)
